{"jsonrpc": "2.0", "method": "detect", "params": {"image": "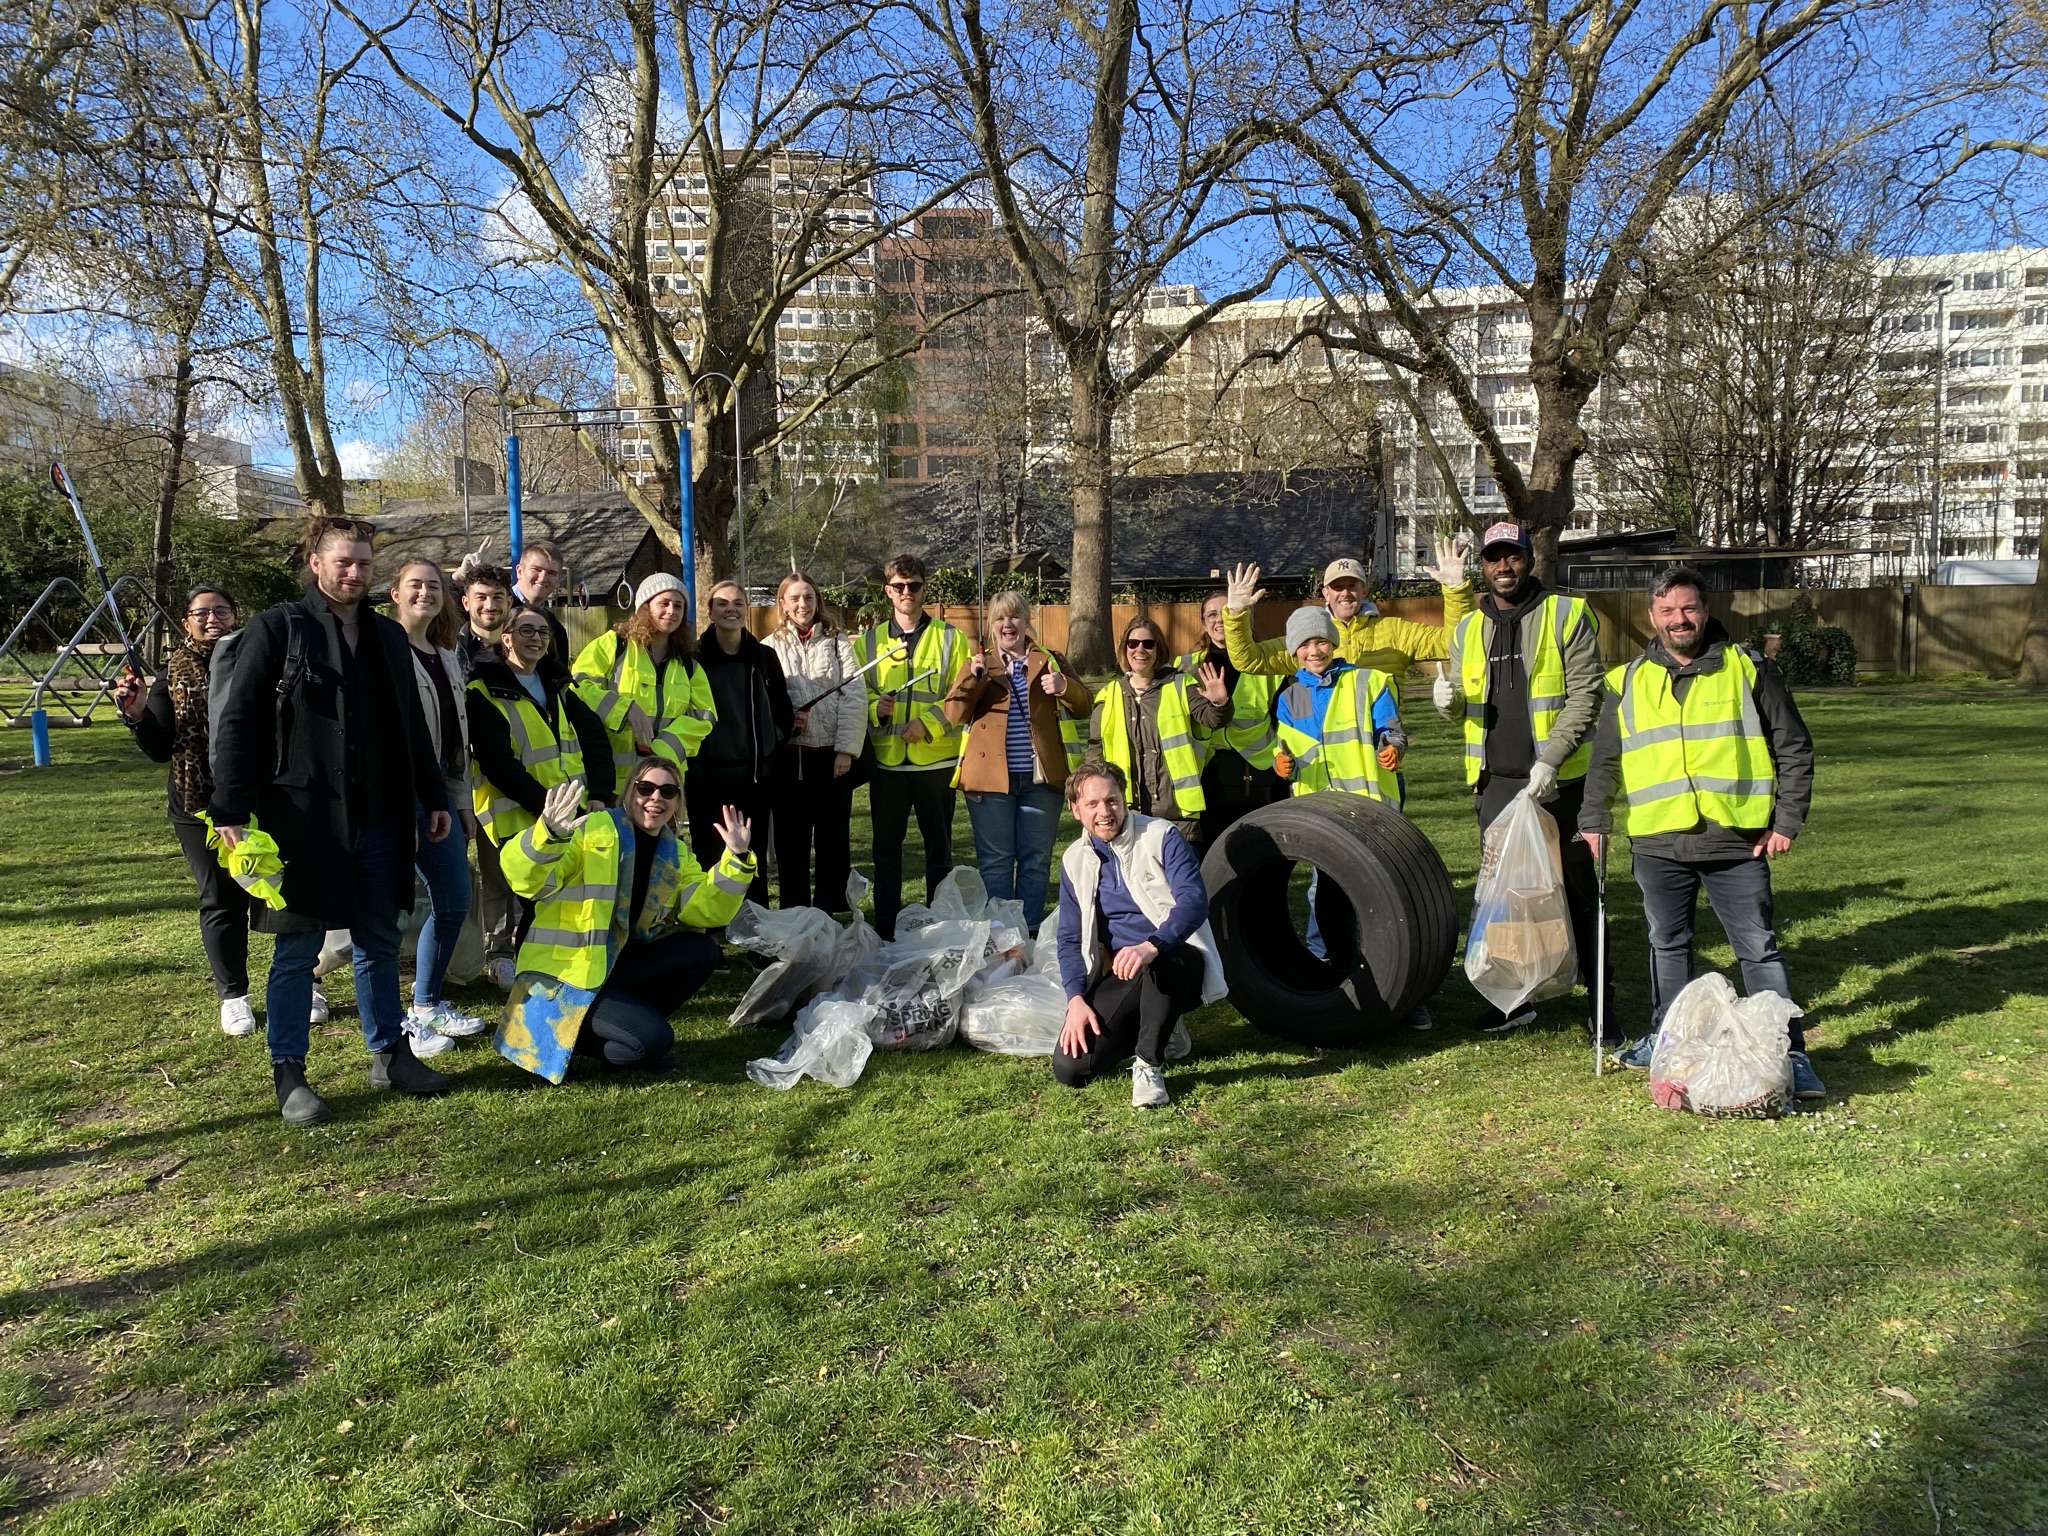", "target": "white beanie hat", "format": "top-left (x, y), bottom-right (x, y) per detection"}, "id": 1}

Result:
top-left (634, 572), bottom-right (688, 611)
top-left (1285, 606), bottom-right (1339, 653)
